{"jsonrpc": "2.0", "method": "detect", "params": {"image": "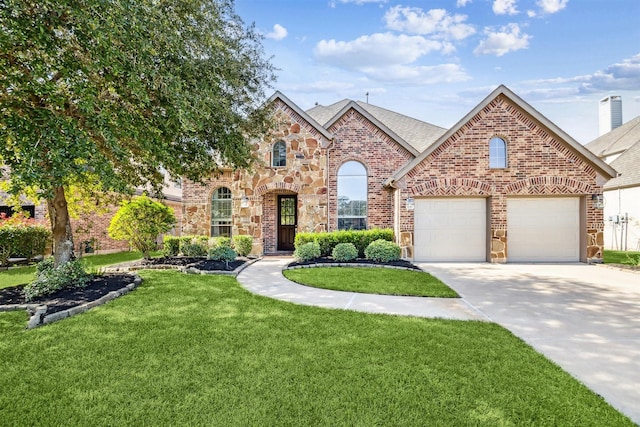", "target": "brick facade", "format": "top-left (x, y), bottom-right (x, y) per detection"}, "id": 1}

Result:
top-left (182, 88), bottom-right (614, 262)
